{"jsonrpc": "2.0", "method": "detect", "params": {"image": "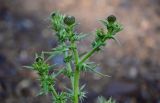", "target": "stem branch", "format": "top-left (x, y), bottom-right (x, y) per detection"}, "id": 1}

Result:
top-left (50, 86), bottom-right (58, 99)
top-left (79, 45), bottom-right (99, 65)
